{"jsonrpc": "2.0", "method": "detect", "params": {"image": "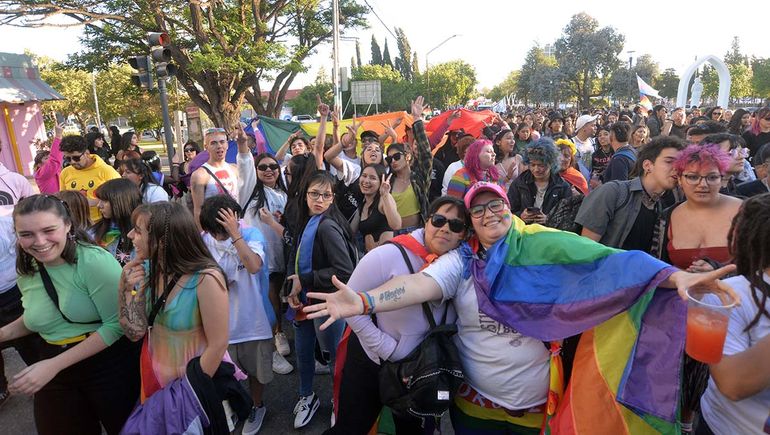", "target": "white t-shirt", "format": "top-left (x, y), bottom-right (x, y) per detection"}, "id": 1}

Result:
top-left (701, 274), bottom-right (770, 434)
top-left (202, 227), bottom-right (273, 343)
top-left (142, 184), bottom-right (169, 203)
top-left (442, 161), bottom-right (464, 196)
top-left (423, 250), bottom-right (550, 410)
top-left (0, 216), bottom-right (17, 293)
